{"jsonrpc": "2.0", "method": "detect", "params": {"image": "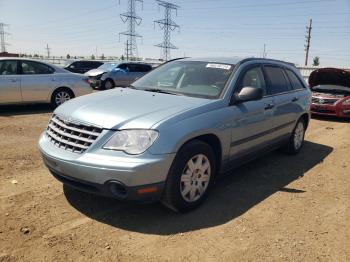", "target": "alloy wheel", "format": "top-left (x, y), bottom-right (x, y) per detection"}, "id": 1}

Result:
top-left (55, 91), bottom-right (71, 106)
